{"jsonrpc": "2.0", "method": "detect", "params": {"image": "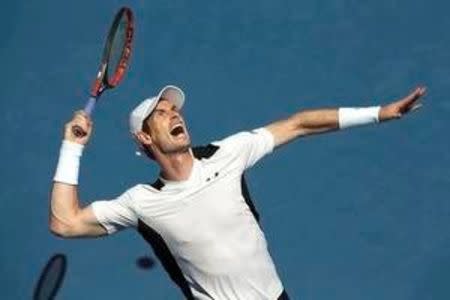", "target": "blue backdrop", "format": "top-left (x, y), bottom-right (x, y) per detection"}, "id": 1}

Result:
top-left (2, 0), bottom-right (449, 299)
